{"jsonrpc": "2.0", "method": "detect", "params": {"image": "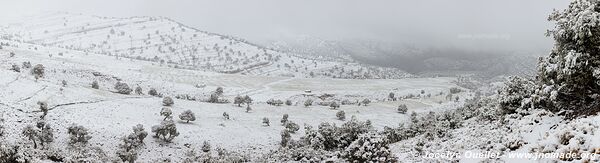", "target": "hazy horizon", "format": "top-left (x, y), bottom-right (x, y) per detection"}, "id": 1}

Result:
top-left (0, 0), bottom-right (569, 54)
